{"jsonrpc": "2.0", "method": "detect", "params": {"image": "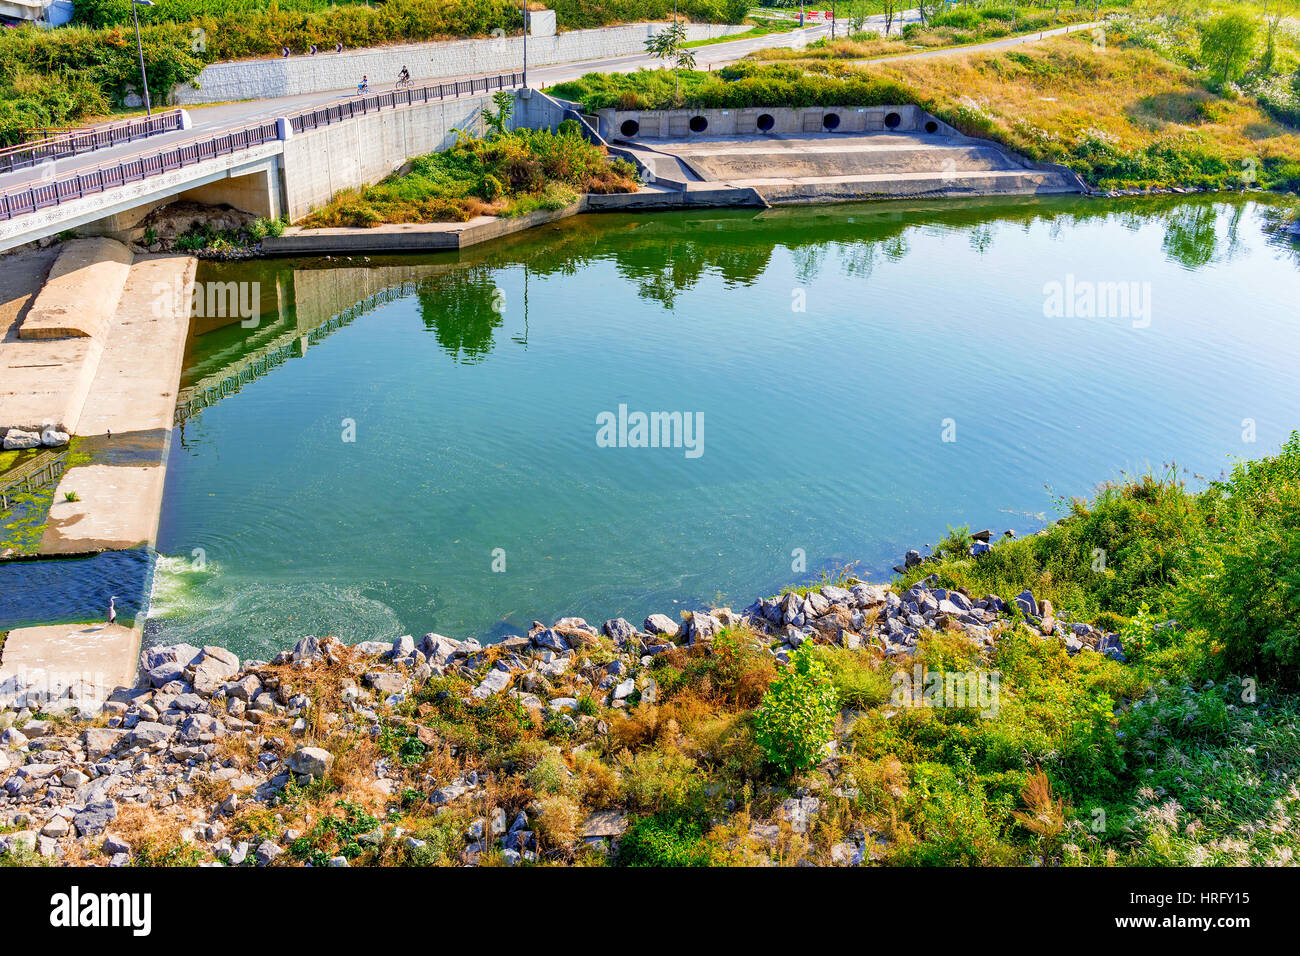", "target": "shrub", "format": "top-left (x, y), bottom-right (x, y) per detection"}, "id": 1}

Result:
top-left (752, 644), bottom-right (838, 775)
top-left (1180, 431), bottom-right (1300, 684)
top-left (616, 811), bottom-right (714, 866)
